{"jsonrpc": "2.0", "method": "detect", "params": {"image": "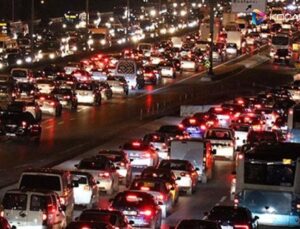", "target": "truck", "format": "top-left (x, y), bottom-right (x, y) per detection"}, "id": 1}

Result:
top-left (270, 33), bottom-right (290, 59)
top-left (88, 27), bottom-right (111, 49)
top-left (170, 139), bottom-right (215, 183)
top-left (199, 22), bottom-right (220, 42)
top-left (222, 12), bottom-right (237, 28)
top-left (226, 31), bottom-right (243, 52)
